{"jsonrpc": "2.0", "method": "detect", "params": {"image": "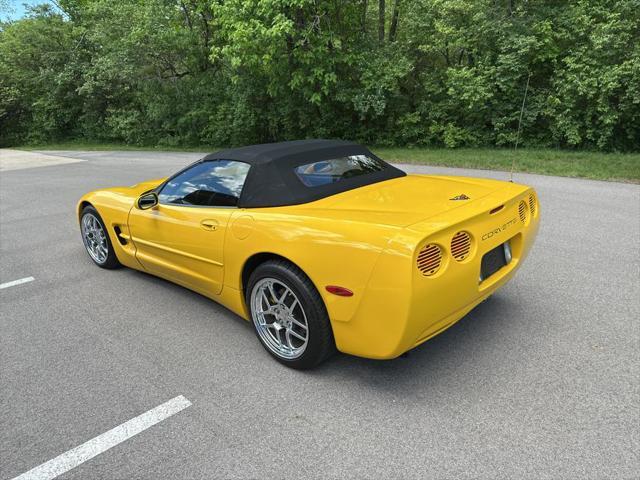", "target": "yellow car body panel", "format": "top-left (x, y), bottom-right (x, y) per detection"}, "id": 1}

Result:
top-left (77, 173), bottom-right (539, 360)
